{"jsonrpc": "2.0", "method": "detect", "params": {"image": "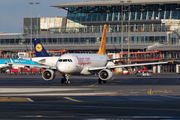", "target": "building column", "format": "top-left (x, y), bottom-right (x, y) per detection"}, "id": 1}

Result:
top-left (158, 65), bottom-right (161, 73)
top-left (176, 64), bottom-right (179, 73)
top-left (153, 65), bottom-right (156, 73)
